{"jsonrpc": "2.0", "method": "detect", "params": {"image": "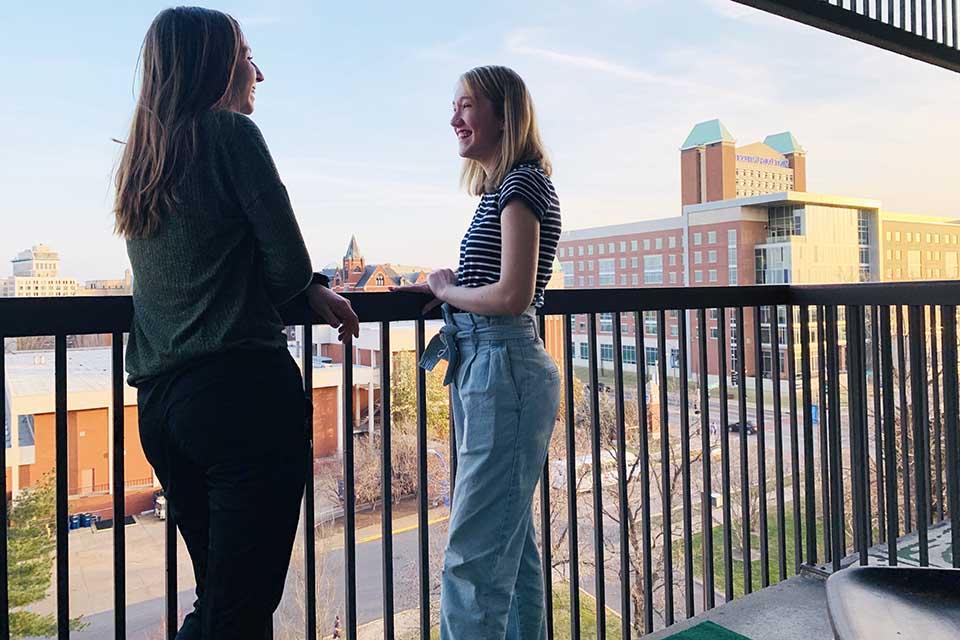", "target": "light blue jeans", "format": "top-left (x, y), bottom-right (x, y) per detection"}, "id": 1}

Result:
top-left (420, 305), bottom-right (561, 640)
